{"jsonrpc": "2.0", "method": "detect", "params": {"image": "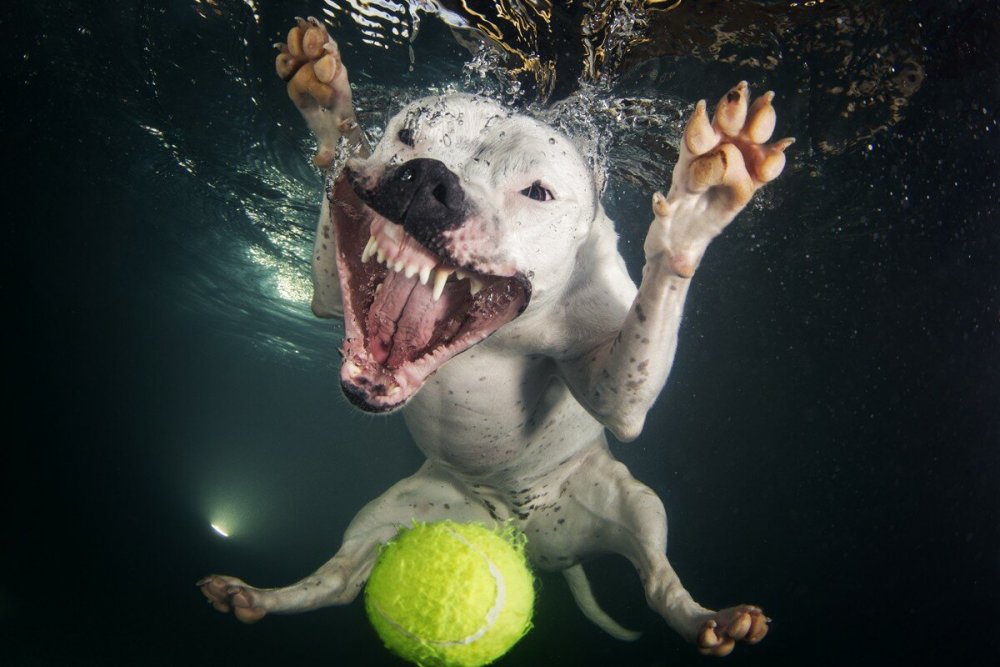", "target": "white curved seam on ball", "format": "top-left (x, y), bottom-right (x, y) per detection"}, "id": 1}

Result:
top-left (372, 527), bottom-right (507, 647)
